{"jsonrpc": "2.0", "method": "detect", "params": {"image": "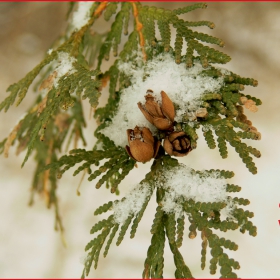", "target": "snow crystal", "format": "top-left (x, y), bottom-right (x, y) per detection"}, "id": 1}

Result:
top-left (157, 164), bottom-right (228, 220)
top-left (71, 2), bottom-right (94, 31)
top-left (113, 183), bottom-right (151, 225)
top-left (101, 52), bottom-right (224, 148)
top-left (53, 52), bottom-right (77, 88)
